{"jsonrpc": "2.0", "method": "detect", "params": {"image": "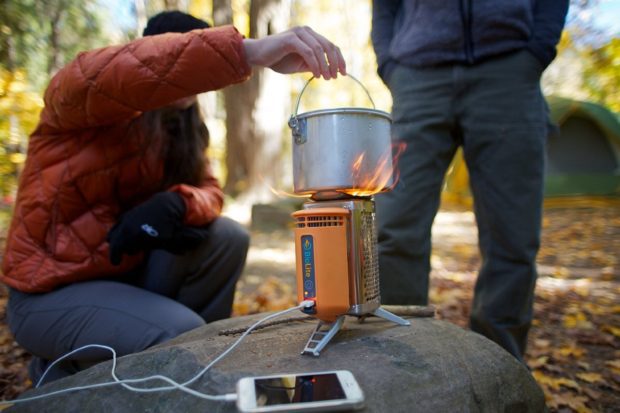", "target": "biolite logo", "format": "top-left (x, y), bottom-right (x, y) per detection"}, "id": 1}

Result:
top-left (301, 235), bottom-right (316, 298)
